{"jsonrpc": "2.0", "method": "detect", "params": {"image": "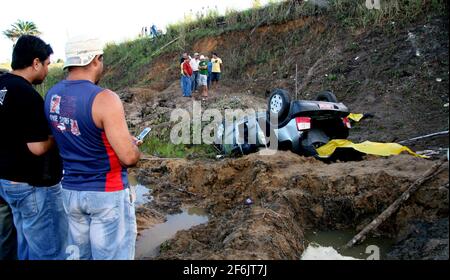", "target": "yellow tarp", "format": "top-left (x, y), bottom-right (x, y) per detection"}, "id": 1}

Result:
top-left (316, 139), bottom-right (429, 159)
top-left (348, 113), bottom-right (364, 122)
